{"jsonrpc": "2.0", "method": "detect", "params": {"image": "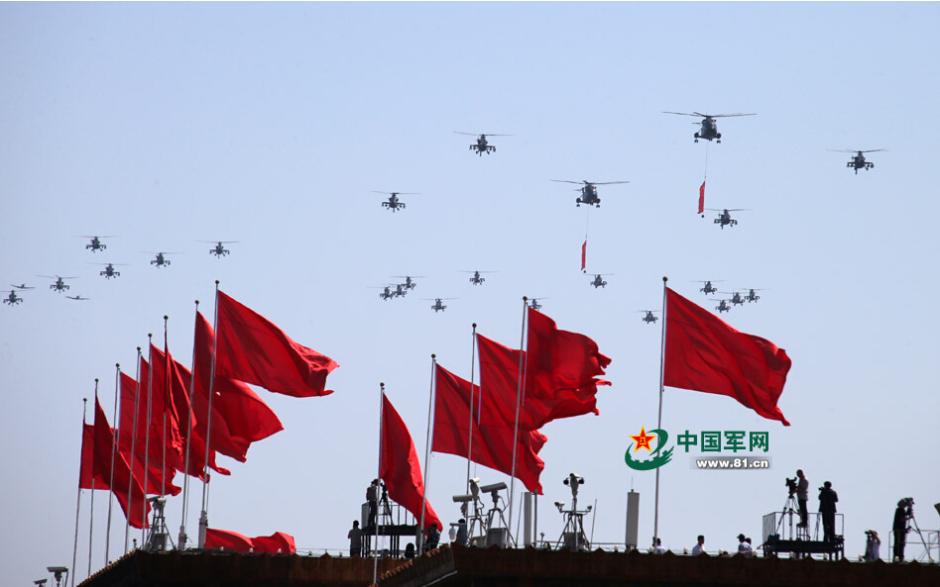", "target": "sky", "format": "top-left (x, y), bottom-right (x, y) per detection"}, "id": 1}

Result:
top-left (2, 2), bottom-right (939, 584)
